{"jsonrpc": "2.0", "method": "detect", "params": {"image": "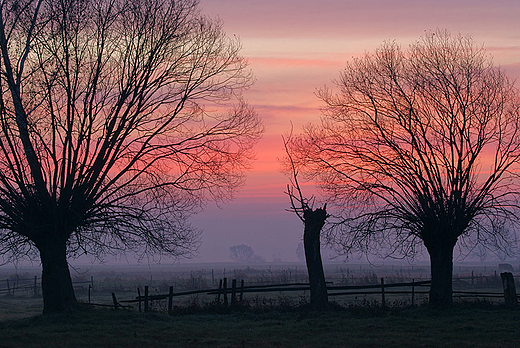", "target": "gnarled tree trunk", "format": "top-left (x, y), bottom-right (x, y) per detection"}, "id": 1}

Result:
top-left (36, 236), bottom-right (77, 314)
top-left (426, 239), bottom-right (456, 307)
top-left (303, 206), bottom-right (328, 310)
